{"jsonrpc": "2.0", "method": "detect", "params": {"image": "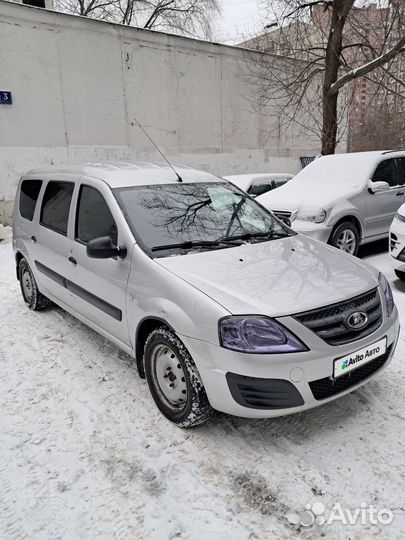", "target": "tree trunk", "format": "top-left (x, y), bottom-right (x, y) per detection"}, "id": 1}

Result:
top-left (321, 0), bottom-right (354, 154)
top-left (322, 87), bottom-right (339, 154)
